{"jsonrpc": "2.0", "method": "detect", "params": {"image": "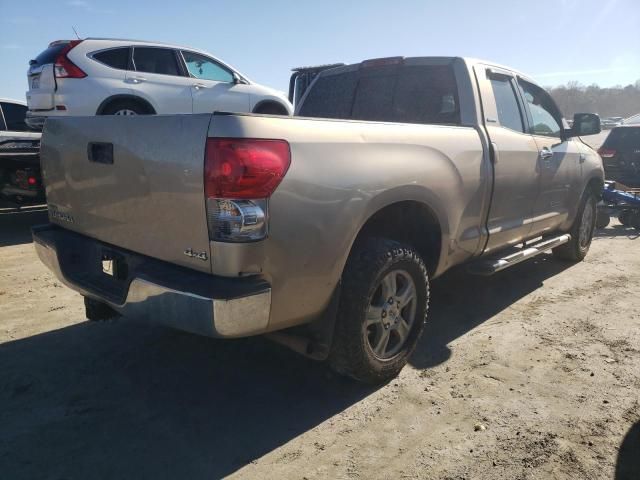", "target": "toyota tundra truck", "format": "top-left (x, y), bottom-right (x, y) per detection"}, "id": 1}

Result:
top-left (33, 57), bottom-right (603, 383)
